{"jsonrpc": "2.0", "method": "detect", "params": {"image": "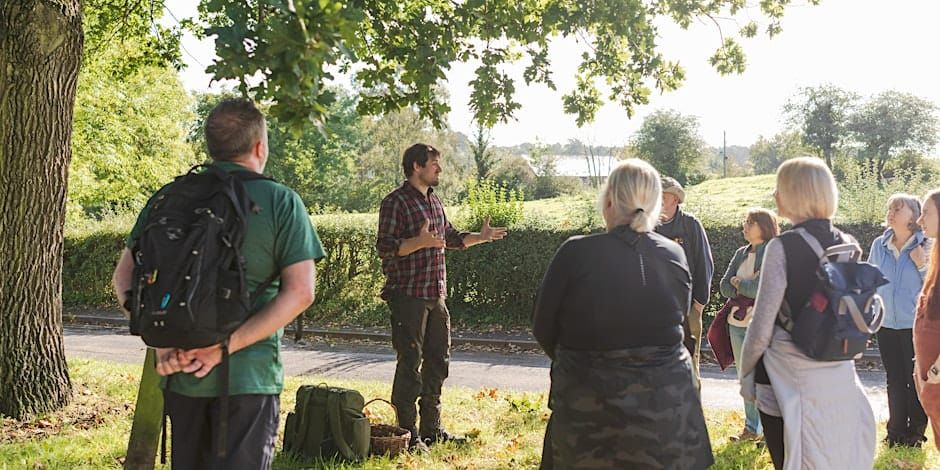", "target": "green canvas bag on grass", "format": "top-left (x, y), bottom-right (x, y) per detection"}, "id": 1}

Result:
top-left (283, 384), bottom-right (371, 461)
